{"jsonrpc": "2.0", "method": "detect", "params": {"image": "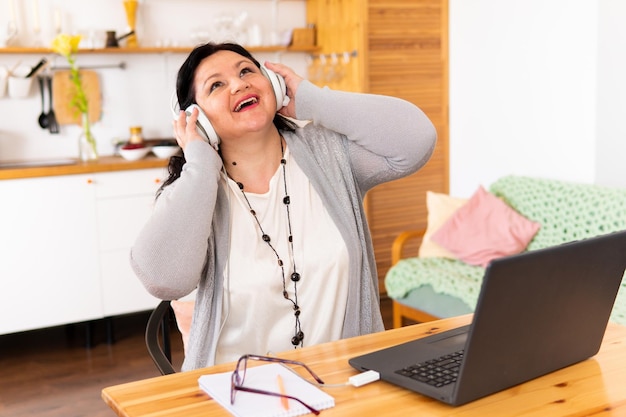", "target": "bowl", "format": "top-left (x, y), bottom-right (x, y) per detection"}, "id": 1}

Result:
top-left (119, 146), bottom-right (151, 161)
top-left (152, 145), bottom-right (181, 159)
